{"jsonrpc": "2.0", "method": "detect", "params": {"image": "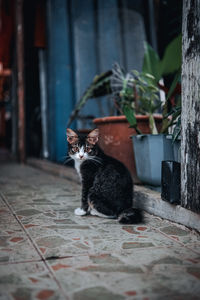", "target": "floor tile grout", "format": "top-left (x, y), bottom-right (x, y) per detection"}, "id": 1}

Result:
top-left (1, 163), bottom-right (200, 300)
top-left (0, 259), bottom-right (43, 266)
top-left (0, 191), bottom-right (70, 300)
top-left (150, 225), bottom-right (200, 255)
